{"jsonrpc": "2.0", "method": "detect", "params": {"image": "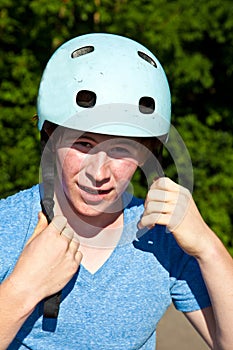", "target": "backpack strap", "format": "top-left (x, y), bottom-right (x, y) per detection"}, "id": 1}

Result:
top-left (40, 128), bottom-right (61, 319)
